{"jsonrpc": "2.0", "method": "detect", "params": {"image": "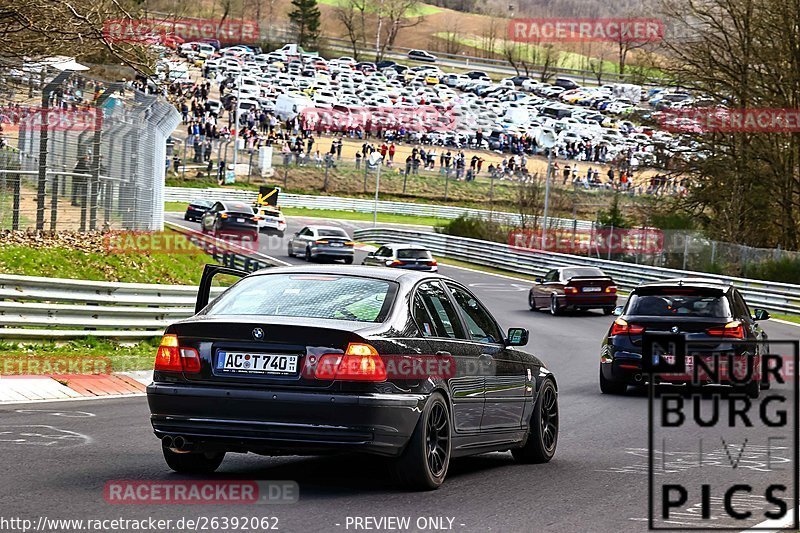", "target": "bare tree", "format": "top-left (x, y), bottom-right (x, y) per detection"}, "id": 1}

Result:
top-left (479, 16), bottom-right (500, 59)
top-left (374, 0), bottom-right (425, 62)
top-left (440, 19), bottom-right (462, 55)
top-left (334, 0), bottom-right (367, 58)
